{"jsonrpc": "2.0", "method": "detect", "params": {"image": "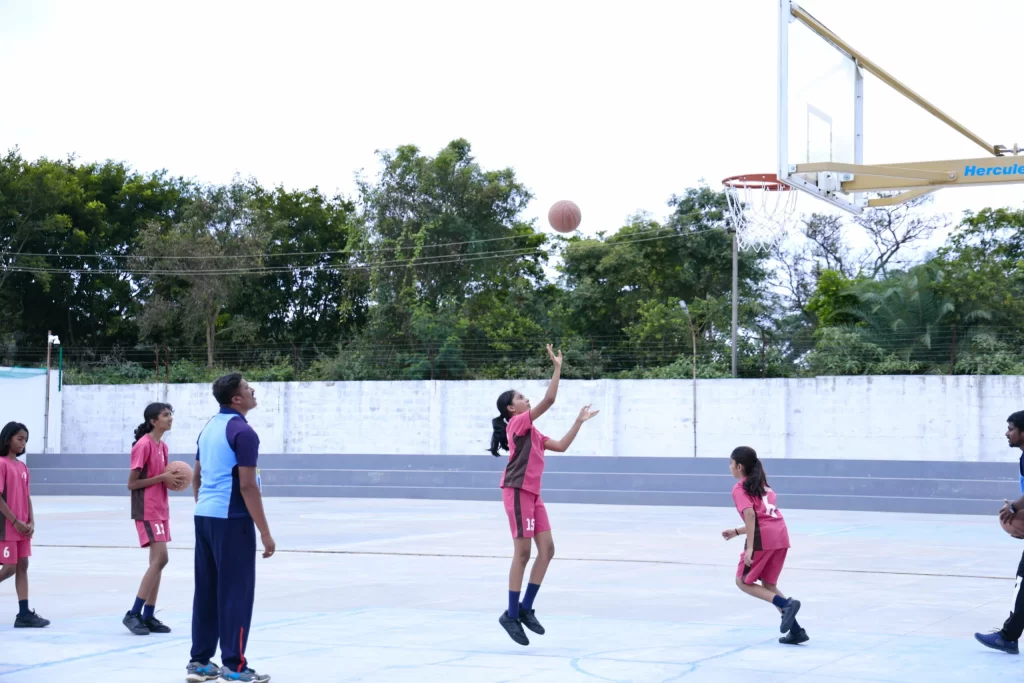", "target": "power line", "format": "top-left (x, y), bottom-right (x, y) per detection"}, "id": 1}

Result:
top-left (3, 230), bottom-right (554, 261)
top-left (0, 226), bottom-right (718, 277)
